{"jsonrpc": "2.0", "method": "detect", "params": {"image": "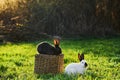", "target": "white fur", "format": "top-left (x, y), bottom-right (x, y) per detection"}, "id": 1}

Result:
top-left (65, 60), bottom-right (87, 75)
